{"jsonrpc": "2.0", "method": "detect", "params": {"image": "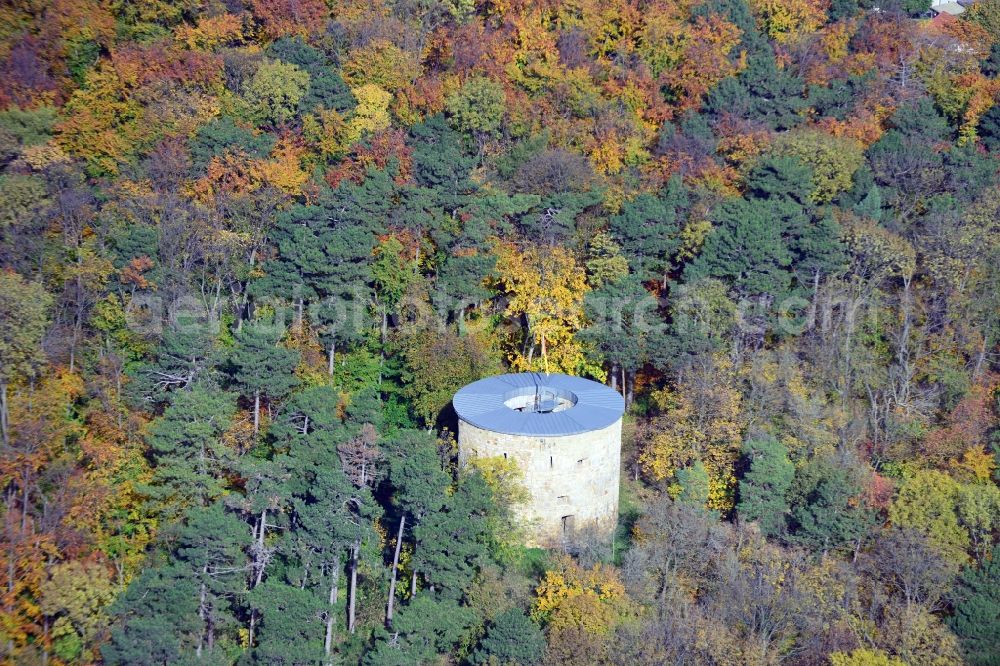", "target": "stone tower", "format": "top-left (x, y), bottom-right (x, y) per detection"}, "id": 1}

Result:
top-left (453, 373), bottom-right (624, 548)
